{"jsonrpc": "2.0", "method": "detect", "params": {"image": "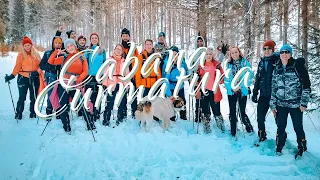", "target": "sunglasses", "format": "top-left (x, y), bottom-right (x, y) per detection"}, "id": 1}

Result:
top-left (280, 50), bottom-right (290, 54)
top-left (263, 47), bottom-right (272, 51)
